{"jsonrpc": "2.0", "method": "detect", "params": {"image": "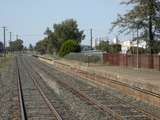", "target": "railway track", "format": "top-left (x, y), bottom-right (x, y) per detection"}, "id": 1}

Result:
top-left (23, 57), bottom-right (117, 119)
top-left (16, 56), bottom-right (62, 120)
top-left (29, 55), bottom-right (160, 120)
